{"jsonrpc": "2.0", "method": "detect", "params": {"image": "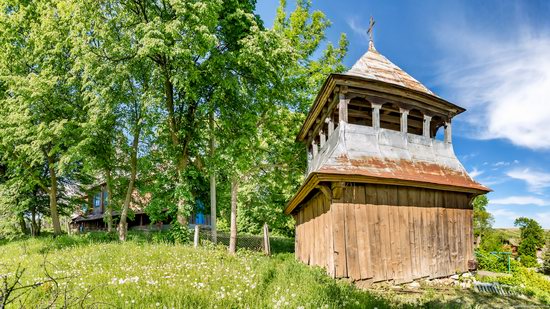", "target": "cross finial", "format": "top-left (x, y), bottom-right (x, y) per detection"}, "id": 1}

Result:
top-left (367, 16), bottom-right (376, 43)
